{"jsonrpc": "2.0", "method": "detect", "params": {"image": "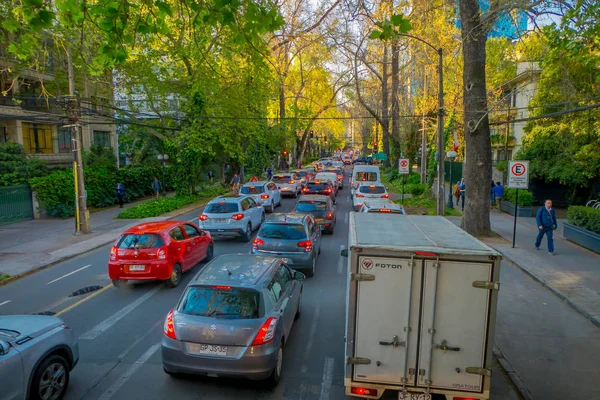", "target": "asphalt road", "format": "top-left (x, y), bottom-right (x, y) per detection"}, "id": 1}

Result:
top-left (0, 172), bottom-right (521, 400)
